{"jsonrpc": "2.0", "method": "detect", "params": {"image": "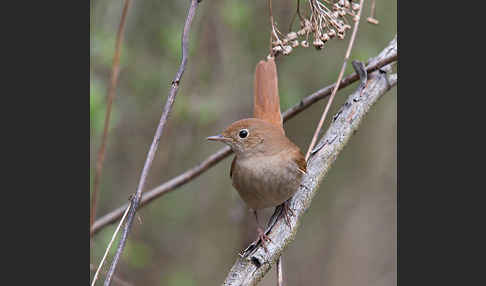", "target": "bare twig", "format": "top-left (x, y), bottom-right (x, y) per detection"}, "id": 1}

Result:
top-left (367, 0), bottom-right (379, 25)
top-left (90, 264), bottom-right (133, 286)
top-left (305, 0), bottom-right (364, 160)
top-left (268, 0), bottom-right (275, 56)
top-left (222, 38), bottom-right (397, 285)
top-left (91, 0), bottom-right (132, 231)
top-left (277, 256), bottom-right (283, 286)
top-left (90, 38), bottom-right (397, 236)
top-left (91, 147), bottom-right (231, 235)
top-left (91, 202), bottom-right (131, 286)
top-left (101, 1), bottom-right (201, 285)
